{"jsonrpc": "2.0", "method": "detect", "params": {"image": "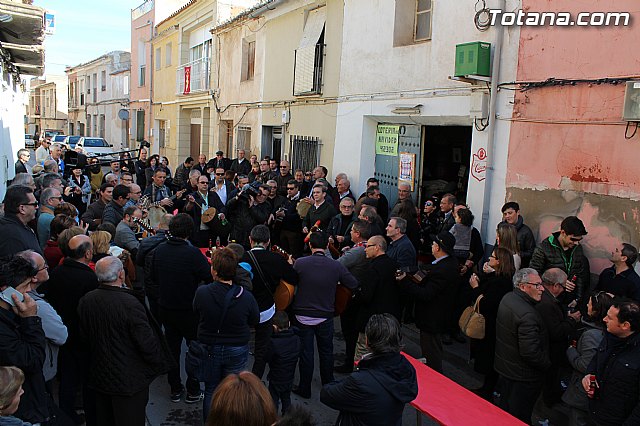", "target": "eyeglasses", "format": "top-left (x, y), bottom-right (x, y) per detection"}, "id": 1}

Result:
top-left (132, 191), bottom-right (142, 195)
top-left (21, 202), bottom-right (39, 207)
top-left (37, 265), bottom-right (49, 272)
top-left (50, 196), bottom-right (63, 200)
top-left (340, 205), bottom-right (354, 209)
top-left (287, 187), bottom-right (296, 190)
top-left (522, 282), bottom-right (543, 288)
top-left (198, 181), bottom-right (209, 184)
top-left (365, 244), bottom-right (378, 248)
top-left (569, 236), bottom-right (583, 242)
top-left (425, 202), bottom-right (433, 207)
top-left (215, 173), bottom-right (225, 176)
